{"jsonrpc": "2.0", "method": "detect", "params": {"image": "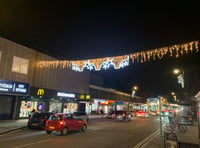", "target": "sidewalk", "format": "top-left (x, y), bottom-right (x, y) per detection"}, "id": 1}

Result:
top-left (0, 114), bottom-right (107, 135)
top-left (135, 121), bottom-right (199, 148)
